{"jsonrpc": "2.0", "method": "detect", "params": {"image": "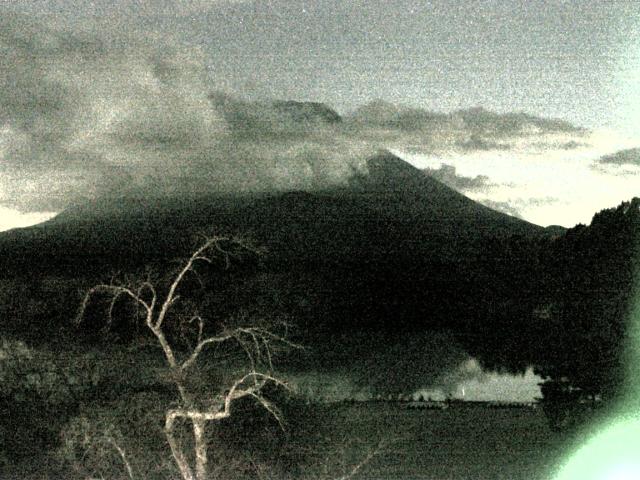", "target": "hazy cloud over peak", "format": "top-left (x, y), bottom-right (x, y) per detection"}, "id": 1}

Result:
top-left (1, 10), bottom-right (637, 227)
top-left (1, 14), bottom-right (384, 213)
